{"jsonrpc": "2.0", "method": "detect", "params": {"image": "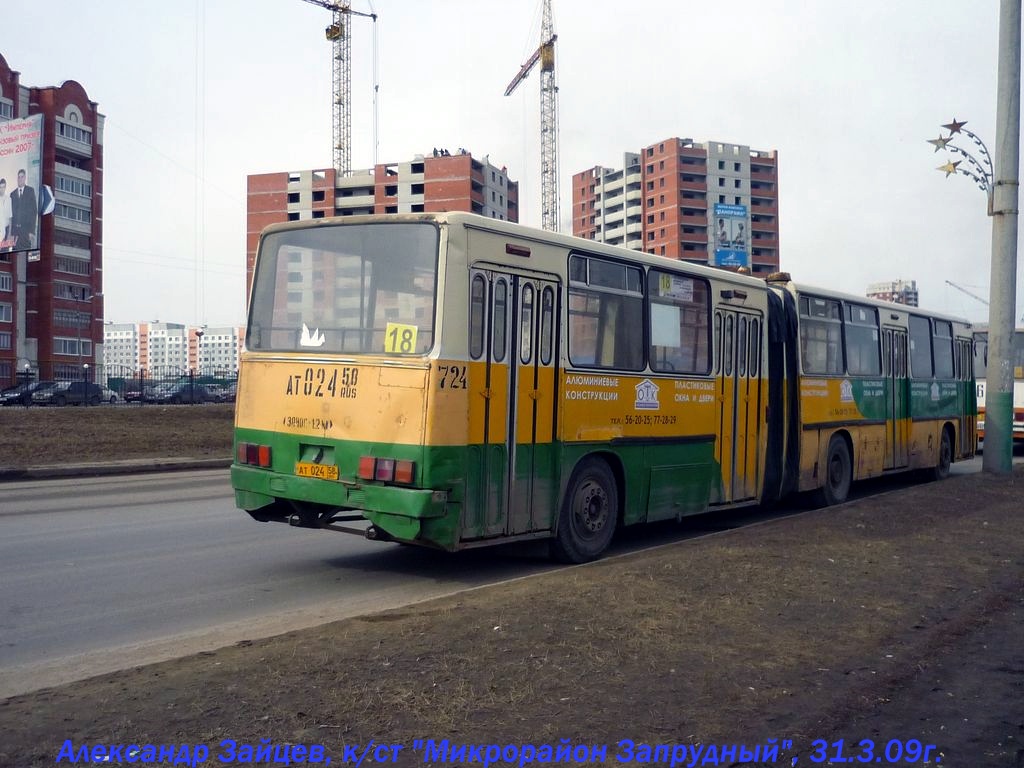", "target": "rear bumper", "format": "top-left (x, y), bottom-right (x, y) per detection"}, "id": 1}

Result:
top-left (231, 463), bottom-right (449, 540)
